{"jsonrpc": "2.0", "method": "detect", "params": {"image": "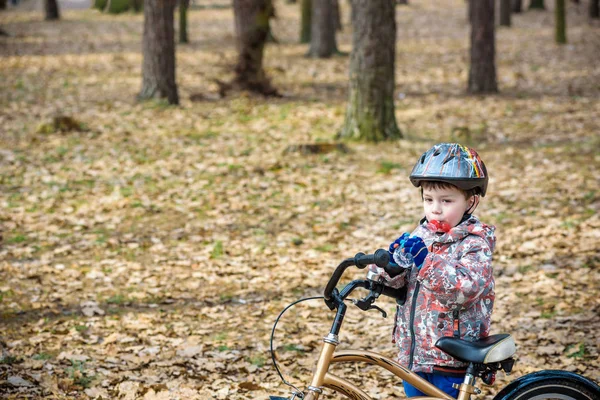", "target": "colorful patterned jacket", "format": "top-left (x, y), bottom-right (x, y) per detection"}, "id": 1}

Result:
top-left (369, 216), bottom-right (496, 373)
